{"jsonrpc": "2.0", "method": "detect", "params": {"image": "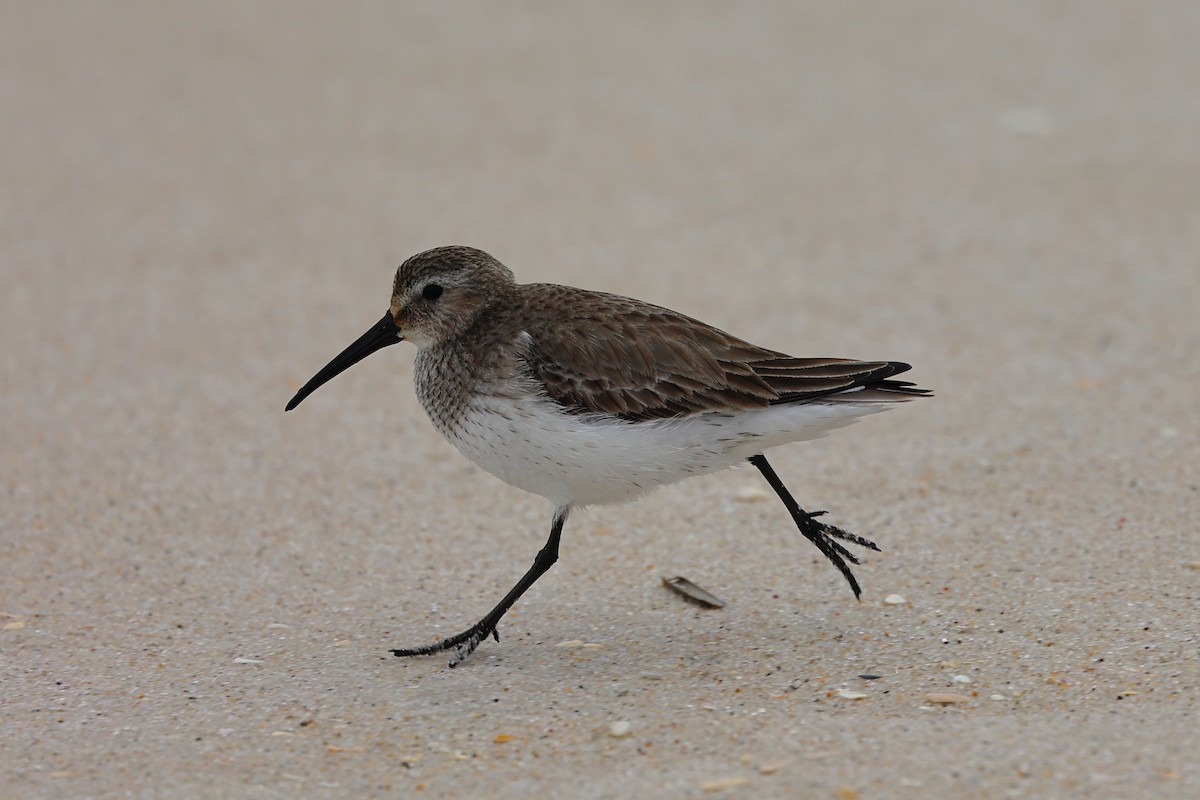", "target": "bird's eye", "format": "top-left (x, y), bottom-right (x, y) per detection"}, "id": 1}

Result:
top-left (422, 283), bottom-right (443, 301)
